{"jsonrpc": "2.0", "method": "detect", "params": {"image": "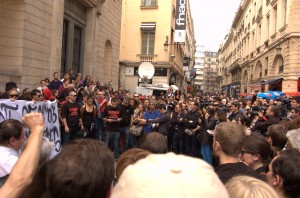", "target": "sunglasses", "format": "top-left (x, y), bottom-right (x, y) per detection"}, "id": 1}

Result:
top-left (36, 95), bottom-right (42, 97)
top-left (10, 94), bottom-right (19, 97)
